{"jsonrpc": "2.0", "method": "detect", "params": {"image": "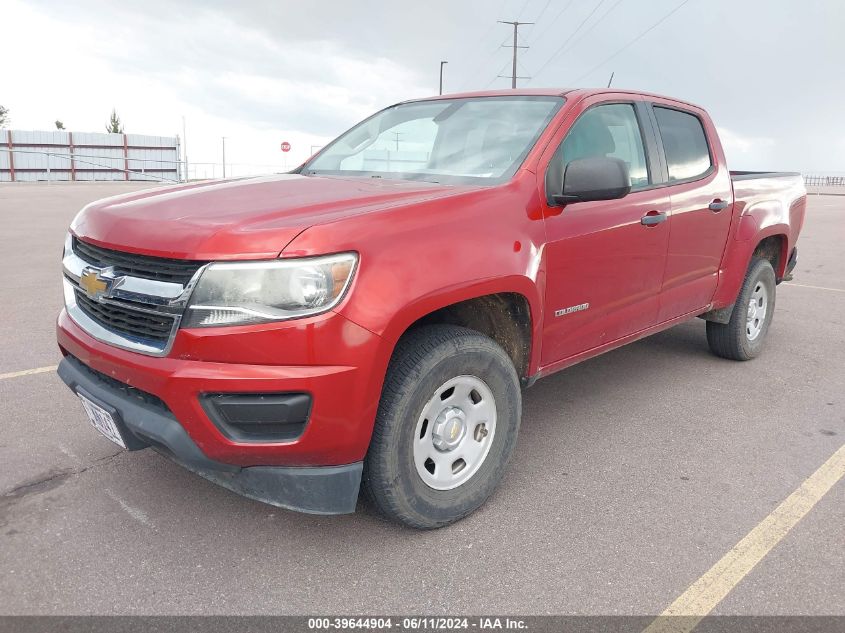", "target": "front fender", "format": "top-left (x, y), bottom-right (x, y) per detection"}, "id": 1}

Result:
top-left (375, 274), bottom-right (544, 371)
top-left (281, 176), bottom-right (549, 452)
